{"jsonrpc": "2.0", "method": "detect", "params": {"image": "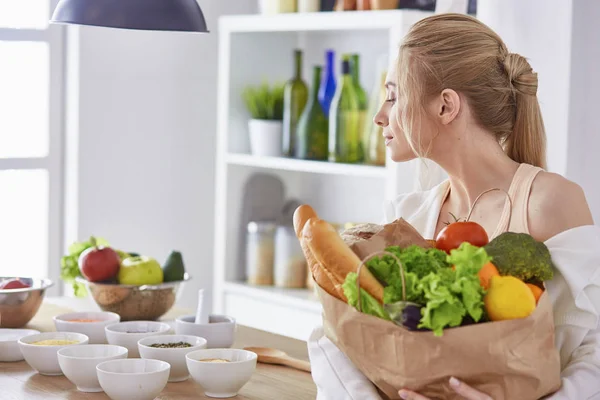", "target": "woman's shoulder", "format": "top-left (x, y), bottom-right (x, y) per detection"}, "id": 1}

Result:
top-left (384, 180), bottom-right (449, 224)
top-left (528, 171), bottom-right (594, 241)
